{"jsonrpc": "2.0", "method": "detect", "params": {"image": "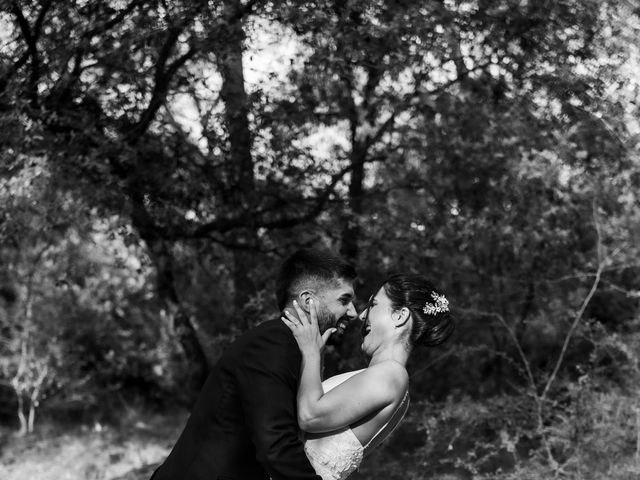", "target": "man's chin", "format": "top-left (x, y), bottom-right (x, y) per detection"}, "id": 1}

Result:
top-left (335, 318), bottom-right (349, 336)
top-left (326, 331), bottom-right (343, 346)
top-left (326, 318), bottom-right (349, 346)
